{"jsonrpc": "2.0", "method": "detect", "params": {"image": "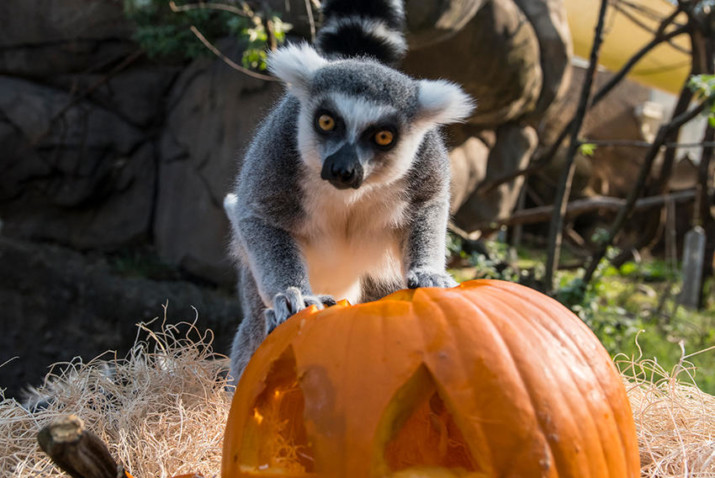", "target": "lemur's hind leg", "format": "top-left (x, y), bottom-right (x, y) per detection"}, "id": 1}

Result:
top-left (229, 264), bottom-right (268, 386)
